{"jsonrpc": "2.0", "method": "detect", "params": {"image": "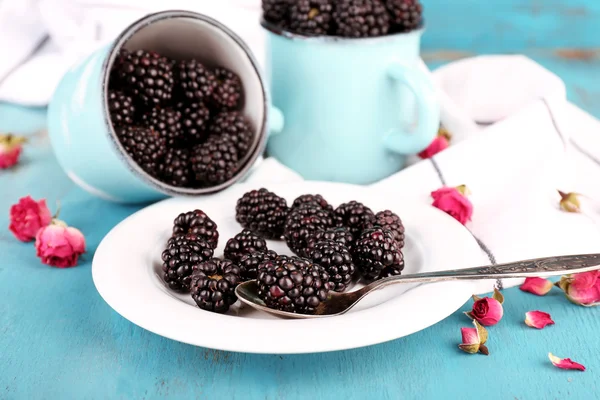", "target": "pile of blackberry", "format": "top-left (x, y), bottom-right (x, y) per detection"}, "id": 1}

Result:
top-left (159, 189), bottom-right (406, 316)
top-left (108, 48), bottom-right (253, 188)
top-left (262, 0), bottom-right (423, 37)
